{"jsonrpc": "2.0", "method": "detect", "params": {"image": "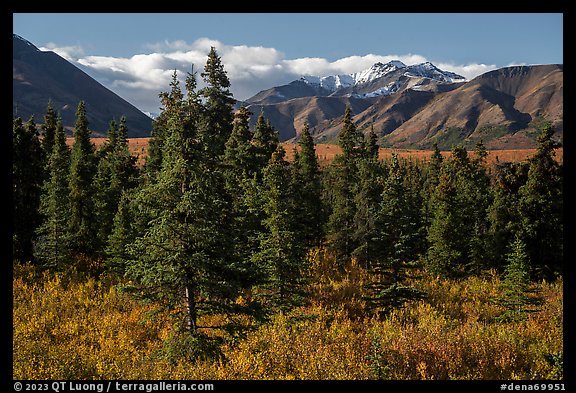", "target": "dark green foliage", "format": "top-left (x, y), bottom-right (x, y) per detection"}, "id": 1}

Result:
top-left (493, 236), bottom-right (543, 322)
top-left (253, 111), bottom-right (279, 177)
top-left (487, 162), bottom-right (528, 268)
top-left (93, 116), bottom-right (139, 256)
top-left (35, 117), bottom-right (71, 268)
top-left (364, 126), bottom-right (379, 160)
top-left (223, 107), bottom-right (265, 292)
top-left (516, 125), bottom-right (562, 278)
top-left (425, 170), bottom-right (466, 277)
top-left (351, 153), bottom-right (384, 268)
top-left (425, 144), bottom-right (492, 276)
top-left (121, 74), bottom-right (261, 338)
top-left (293, 123), bottom-right (324, 248)
top-left (223, 106), bottom-right (257, 179)
top-left (326, 106), bottom-right (365, 267)
top-left (363, 154), bottom-right (425, 315)
top-left (13, 116), bottom-right (44, 263)
top-left (67, 101), bottom-right (98, 257)
top-left (338, 106), bottom-right (364, 161)
top-left (199, 47), bottom-right (235, 157)
top-left (254, 146), bottom-right (308, 311)
top-left (40, 100), bottom-right (58, 165)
